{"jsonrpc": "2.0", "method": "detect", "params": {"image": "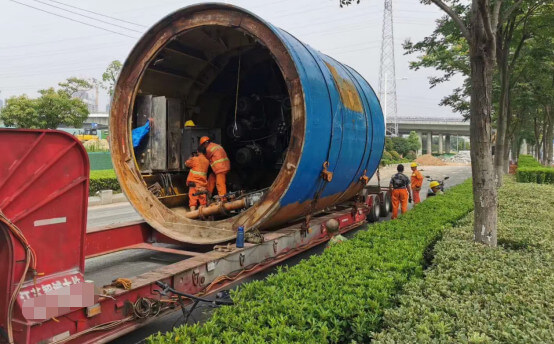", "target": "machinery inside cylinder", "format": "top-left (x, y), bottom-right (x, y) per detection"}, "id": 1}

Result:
top-left (131, 25), bottom-right (291, 220)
